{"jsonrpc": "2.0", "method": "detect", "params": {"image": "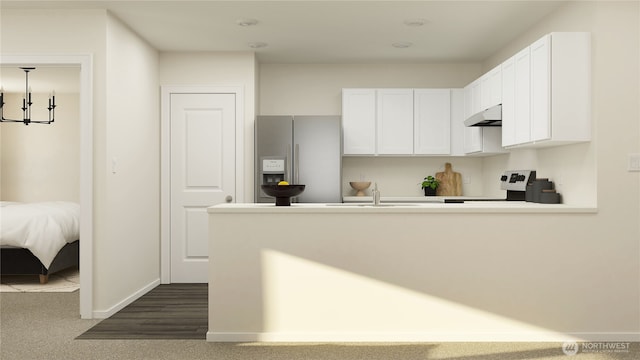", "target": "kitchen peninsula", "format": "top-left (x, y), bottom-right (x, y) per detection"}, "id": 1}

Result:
top-left (207, 202), bottom-right (599, 342)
